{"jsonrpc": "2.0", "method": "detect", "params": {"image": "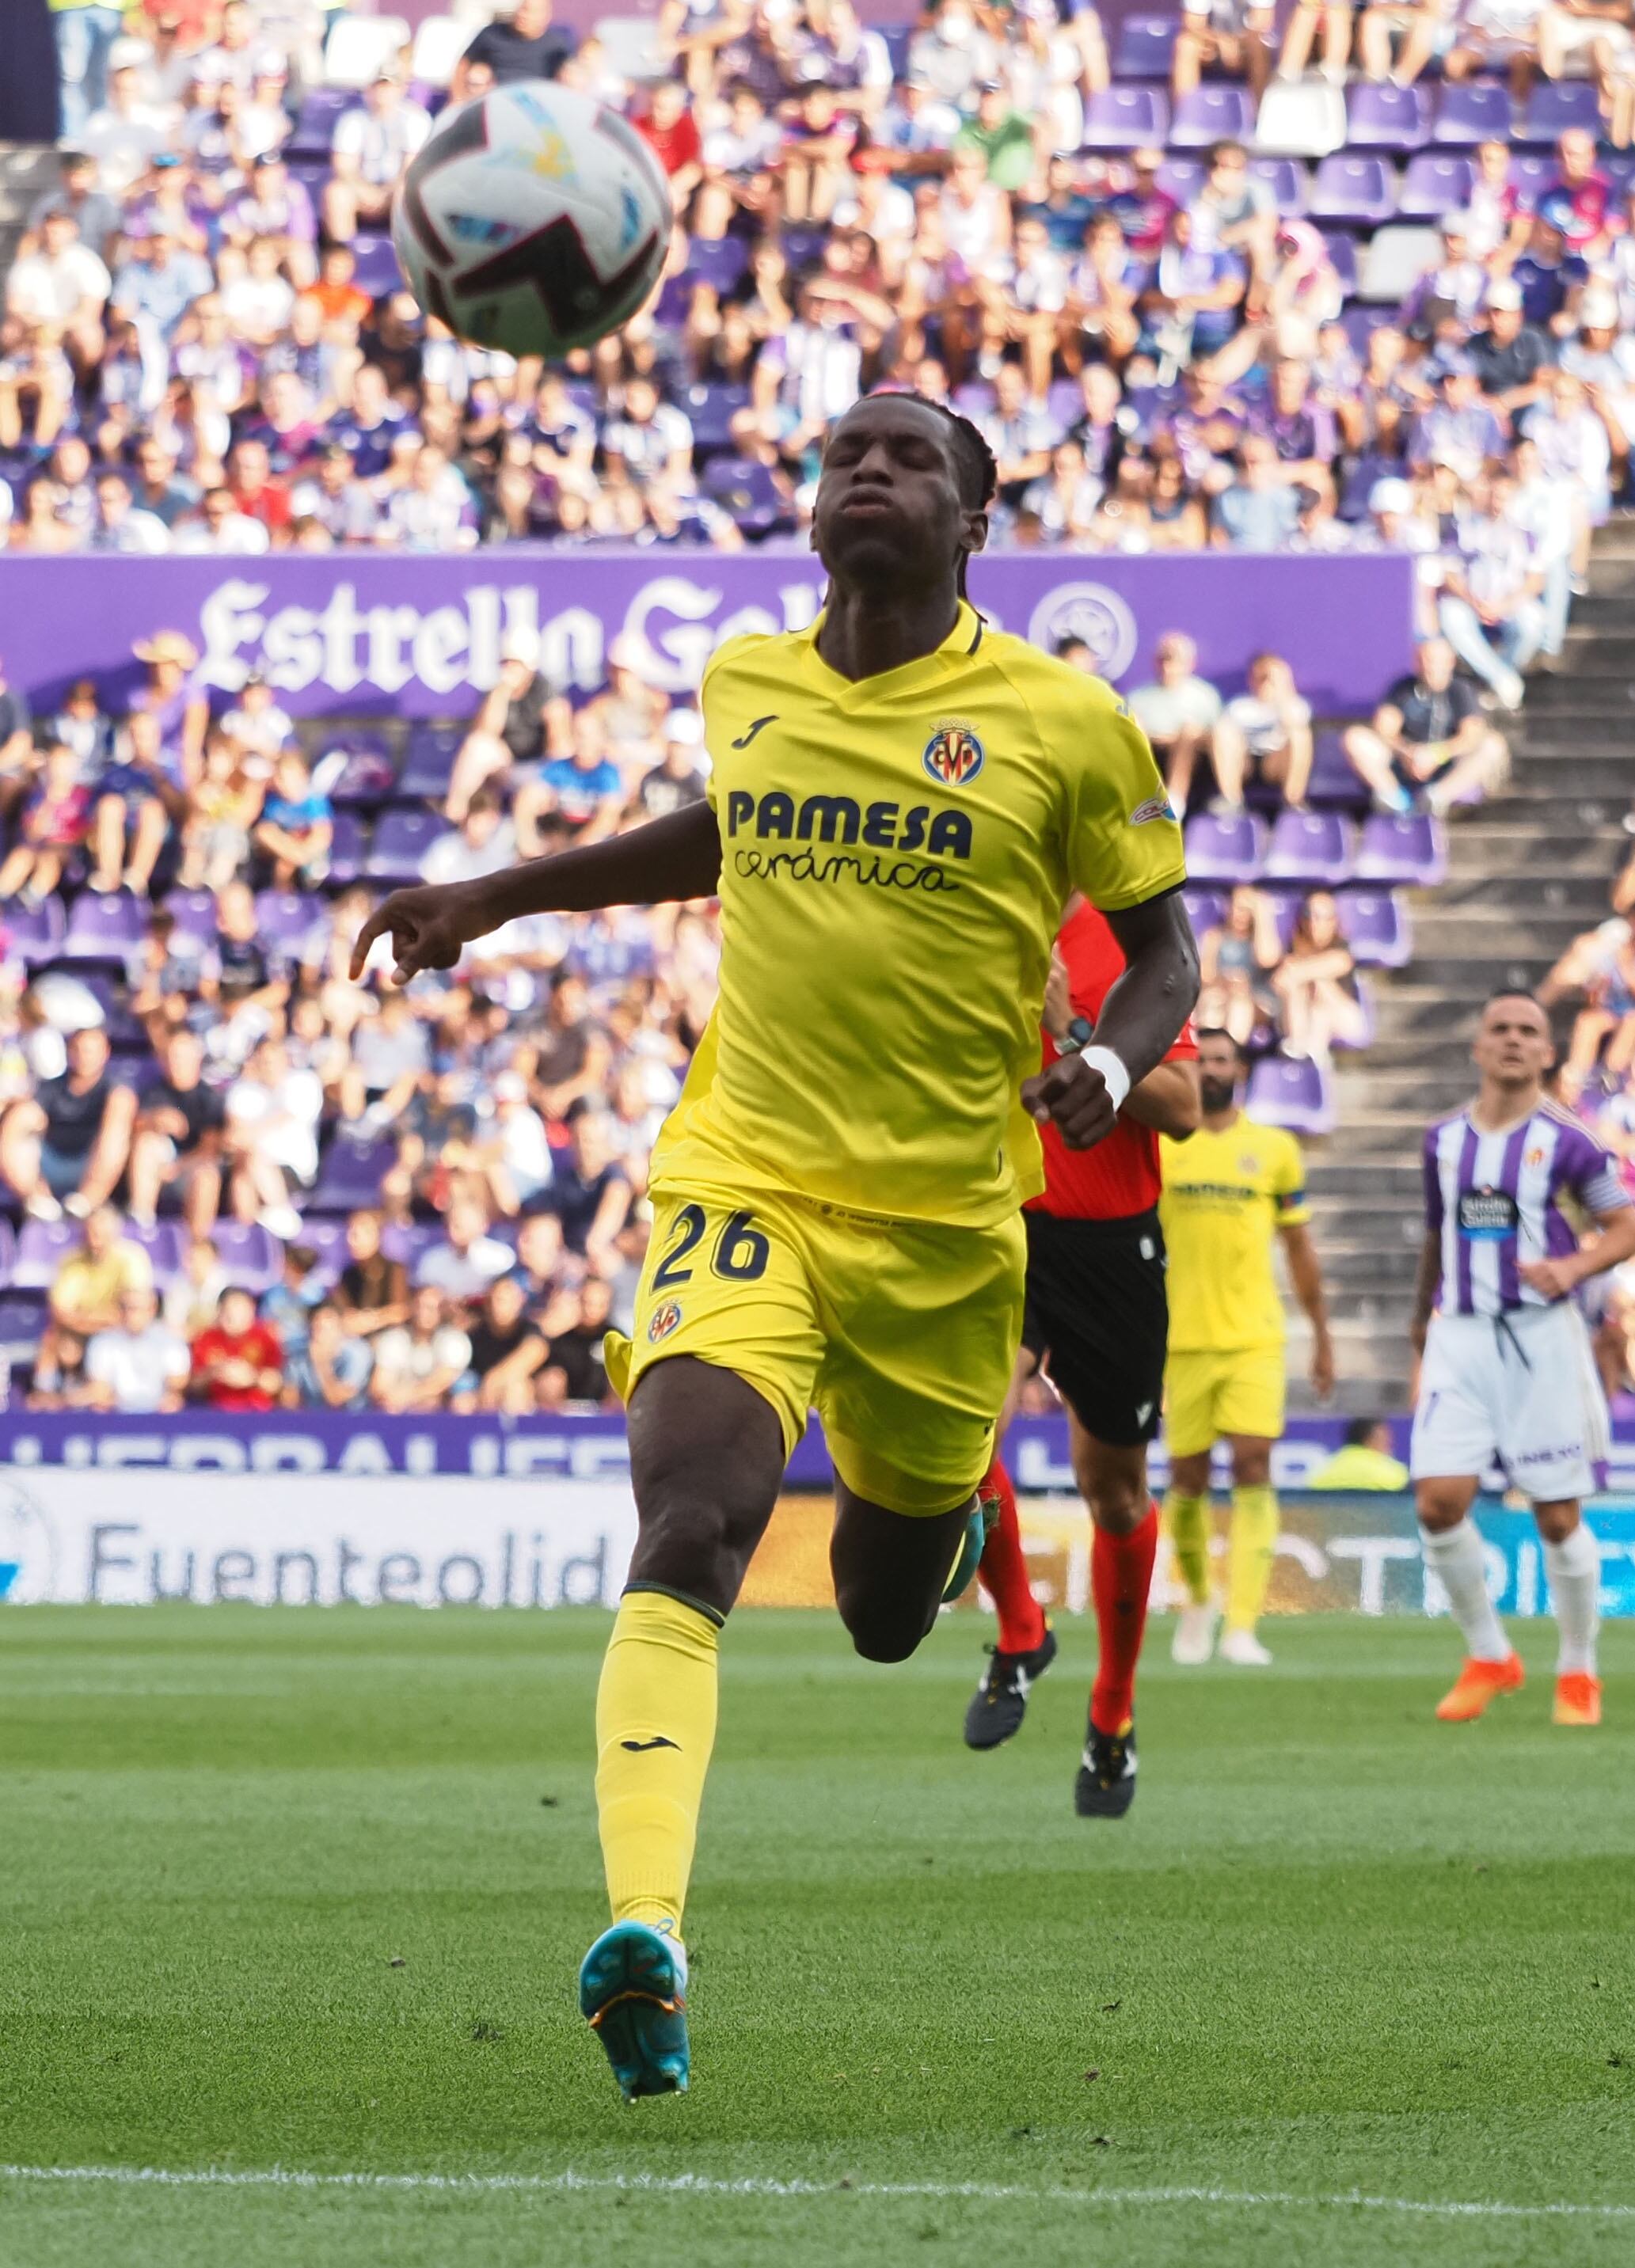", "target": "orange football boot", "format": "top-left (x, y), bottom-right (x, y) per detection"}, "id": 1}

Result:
top-left (1553, 1672), bottom-right (1603, 1727)
top-left (1435, 1653), bottom-right (1526, 1722)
